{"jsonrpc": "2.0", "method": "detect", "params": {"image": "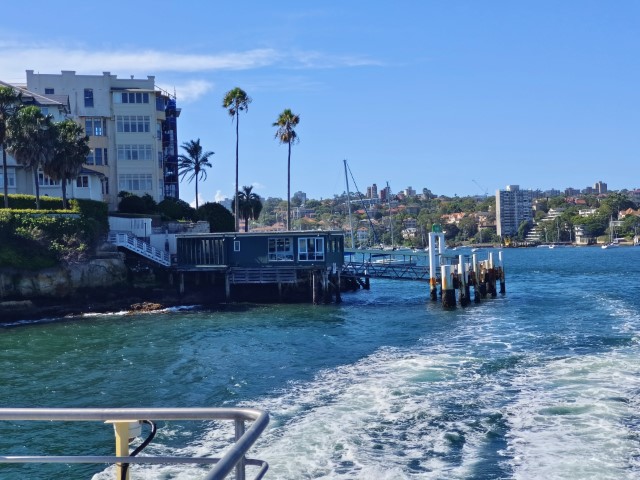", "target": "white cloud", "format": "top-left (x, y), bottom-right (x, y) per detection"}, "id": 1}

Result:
top-left (214, 190), bottom-right (227, 202)
top-left (156, 79), bottom-right (214, 104)
top-left (0, 39), bottom-right (380, 83)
